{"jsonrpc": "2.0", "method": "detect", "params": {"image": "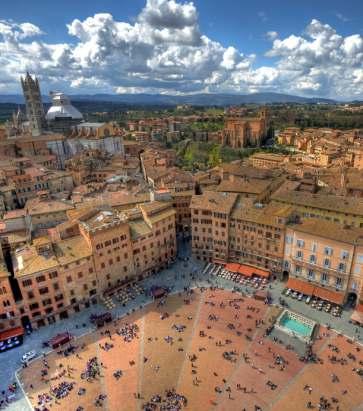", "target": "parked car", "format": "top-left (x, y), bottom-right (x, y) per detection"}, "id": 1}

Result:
top-left (298, 293), bottom-right (304, 301)
top-left (305, 296), bottom-right (311, 304)
top-left (21, 350), bottom-right (37, 364)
